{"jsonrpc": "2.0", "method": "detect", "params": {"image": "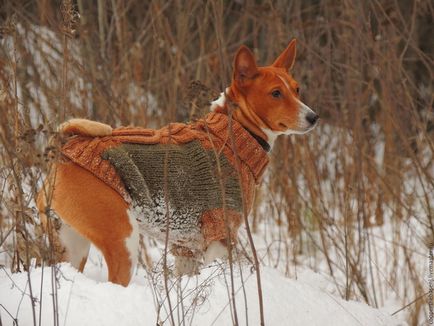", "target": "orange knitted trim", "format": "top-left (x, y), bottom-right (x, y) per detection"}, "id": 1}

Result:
top-left (199, 160), bottom-right (256, 246)
top-left (62, 137), bottom-right (129, 200)
top-left (195, 113), bottom-right (269, 183)
top-left (201, 208), bottom-right (242, 247)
